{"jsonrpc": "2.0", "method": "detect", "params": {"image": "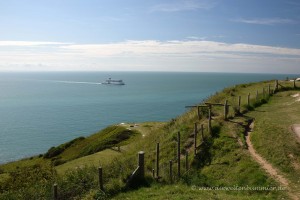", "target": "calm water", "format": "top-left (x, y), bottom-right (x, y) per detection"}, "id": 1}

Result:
top-left (0, 72), bottom-right (295, 164)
